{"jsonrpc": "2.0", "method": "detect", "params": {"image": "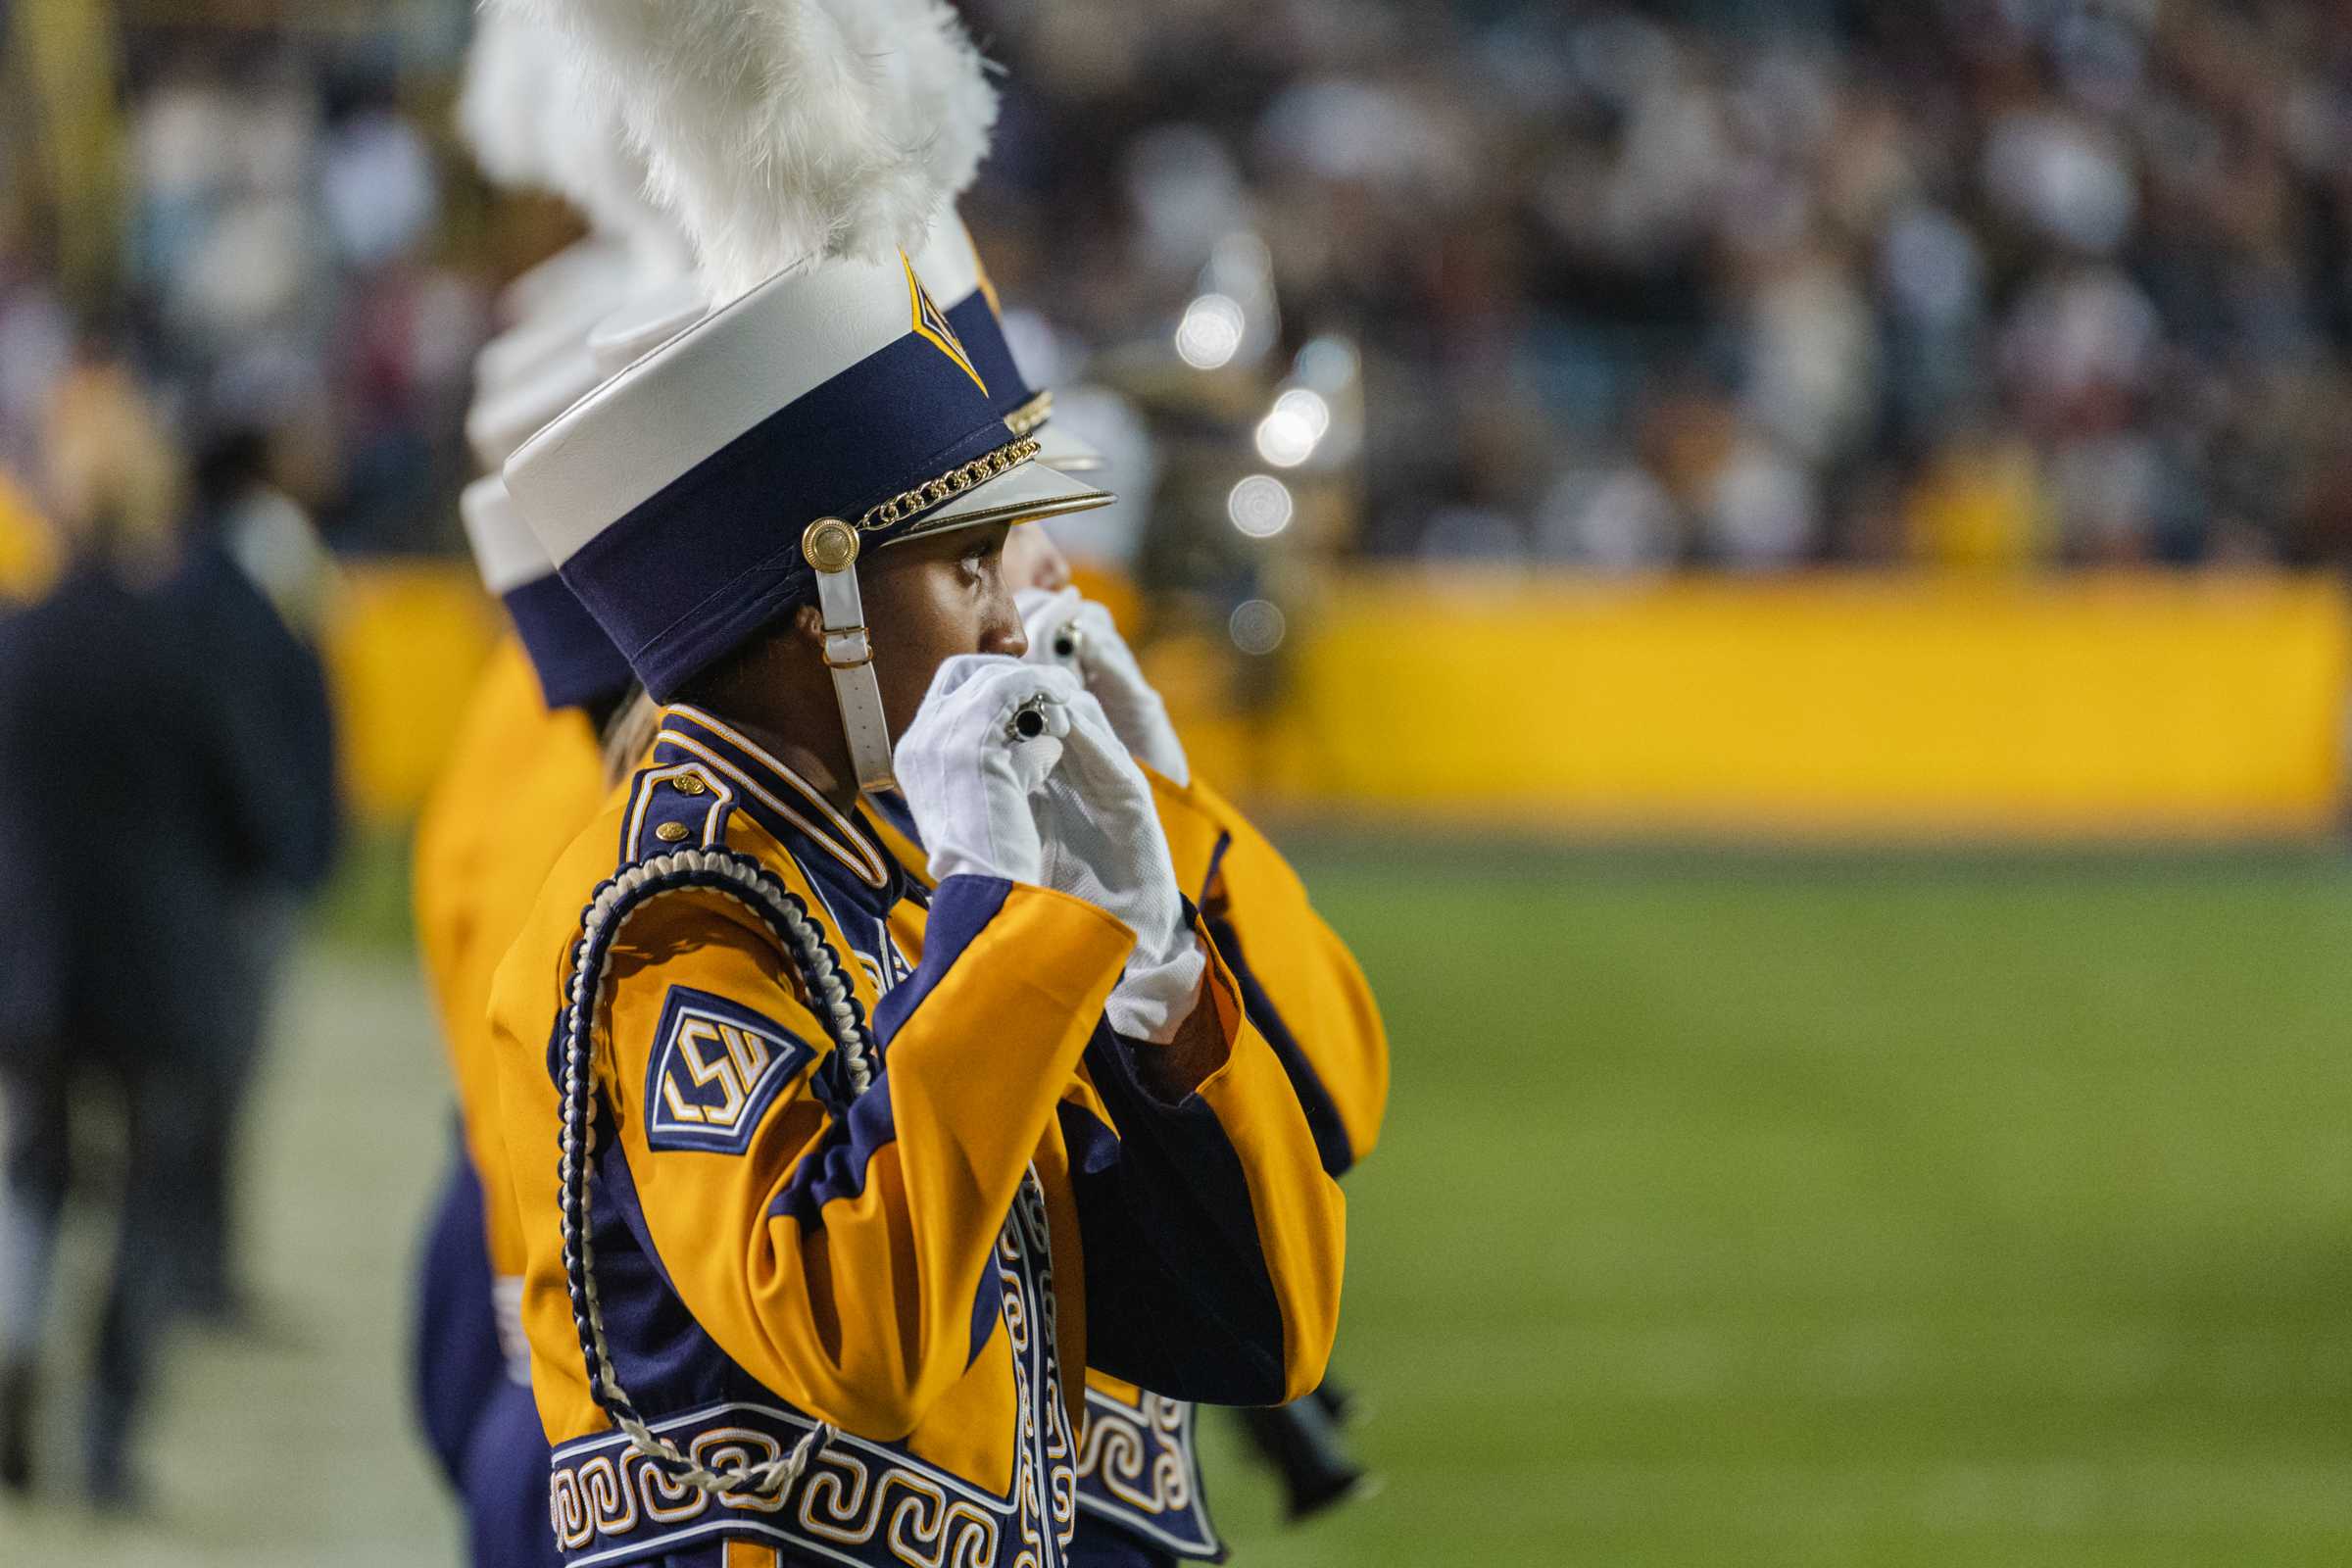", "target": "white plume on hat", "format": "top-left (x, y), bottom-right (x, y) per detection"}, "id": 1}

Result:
top-left (538, 37), bottom-right (692, 280)
top-left (457, 9), bottom-right (560, 191)
top-left (879, 0), bottom-right (999, 205)
top-left (461, 9), bottom-right (637, 350)
top-left (500, 0), bottom-right (998, 306)
top-left (463, 7), bottom-right (687, 276)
